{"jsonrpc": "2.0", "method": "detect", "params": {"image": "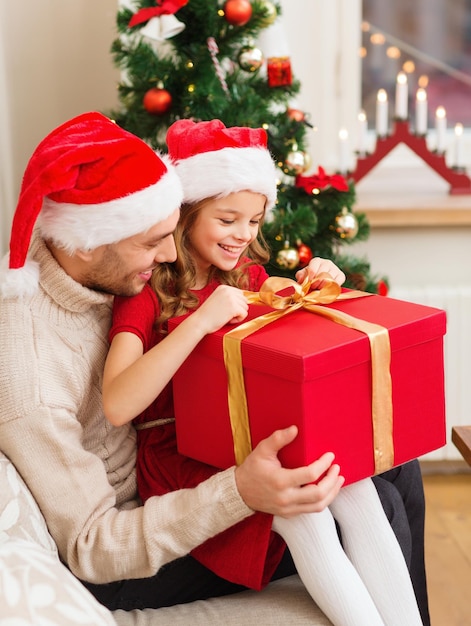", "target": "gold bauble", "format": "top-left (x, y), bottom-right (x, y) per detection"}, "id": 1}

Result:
top-left (238, 46), bottom-right (264, 72)
top-left (284, 149), bottom-right (308, 175)
top-left (259, 0), bottom-right (277, 27)
top-left (334, 207), bottom-right (359, 239)
top-left (276, 242), bottom-right (300, 269)
top-left (302, 151), bottom-right (311, 173)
